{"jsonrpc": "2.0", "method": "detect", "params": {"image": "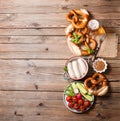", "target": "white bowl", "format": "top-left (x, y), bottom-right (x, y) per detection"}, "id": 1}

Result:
top-left (64, 56), bottom-right (89, 81)
top-left (93, 58), bottom-right (107, 73)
